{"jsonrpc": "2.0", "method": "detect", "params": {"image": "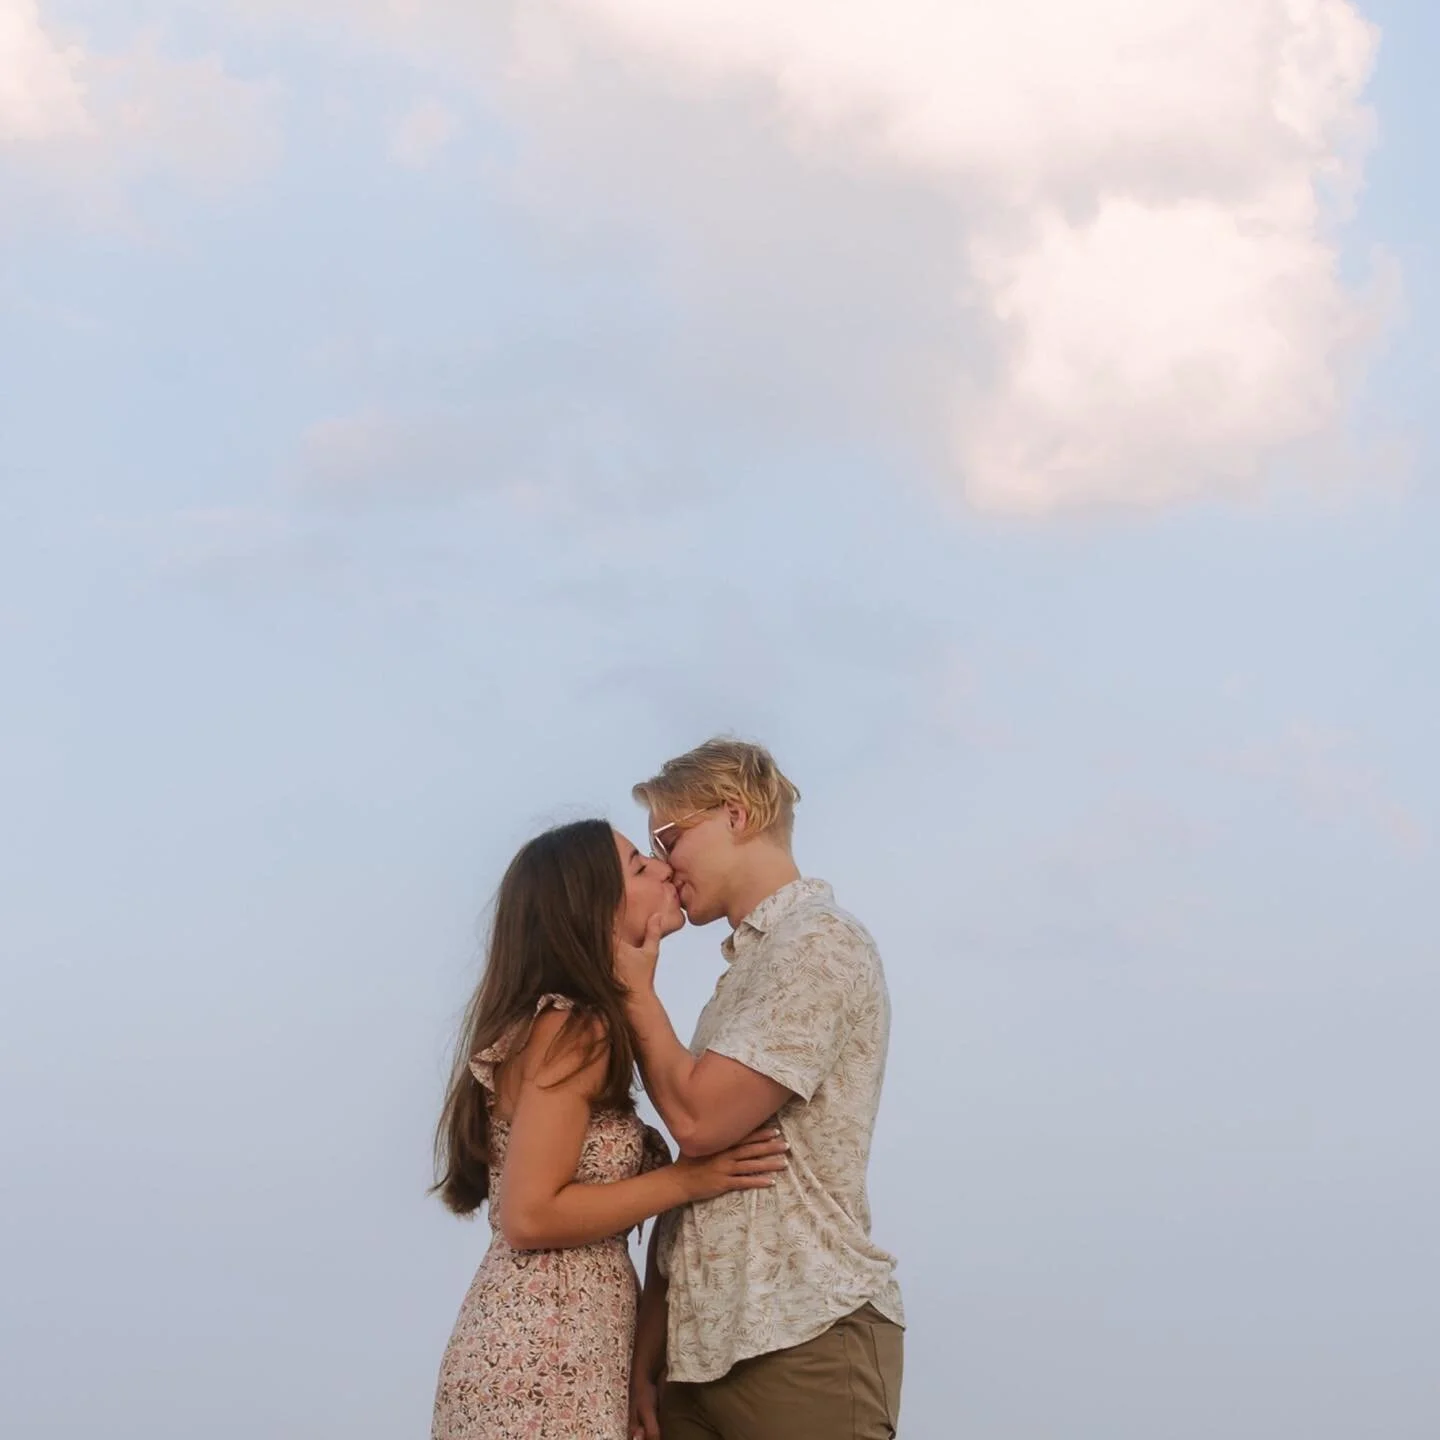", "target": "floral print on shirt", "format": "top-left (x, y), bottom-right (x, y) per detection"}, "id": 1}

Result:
top-left (658, 878), bottom-right (905, 1384)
